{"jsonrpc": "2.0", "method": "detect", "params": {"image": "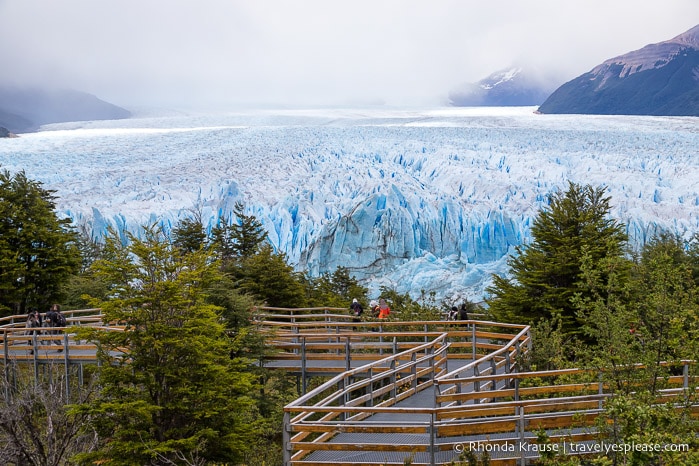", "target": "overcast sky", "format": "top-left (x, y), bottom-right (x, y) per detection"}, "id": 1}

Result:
top-left (0, 0), bottom-right (697, 109)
